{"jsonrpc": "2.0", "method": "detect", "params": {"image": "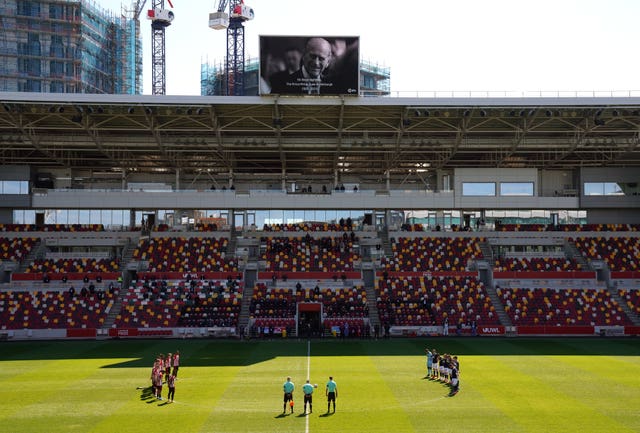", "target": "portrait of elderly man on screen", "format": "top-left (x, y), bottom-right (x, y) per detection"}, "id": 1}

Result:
top-left (264, 36), bottom-right (359, 96)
